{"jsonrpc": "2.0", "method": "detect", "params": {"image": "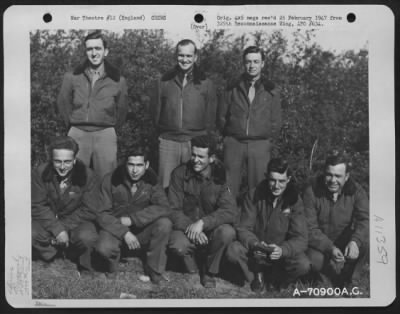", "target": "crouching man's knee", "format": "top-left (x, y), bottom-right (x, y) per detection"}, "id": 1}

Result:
top-left (285, 253), bottom-right (312, 279)
top-left (70, 222), bottom-right (98, 248)
top-left (168, 230), bottom-right (193, 257)
top-left (153, 217), bottom-right (173, 237)
top-left (225, 241), bottom-right (247, 264)
top-left (210, 224), bottom-right (236, 246)
top-left (95, 232), bottom-right (120, 259)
